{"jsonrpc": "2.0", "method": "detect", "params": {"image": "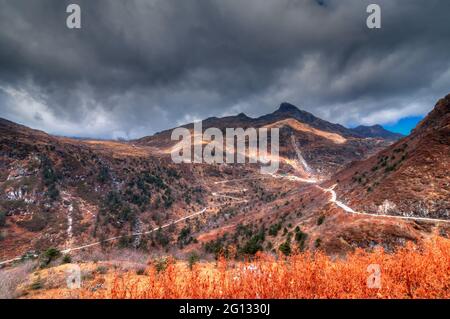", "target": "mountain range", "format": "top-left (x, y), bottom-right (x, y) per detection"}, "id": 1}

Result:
top-left (0, 96), bottom-right (448, 263)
